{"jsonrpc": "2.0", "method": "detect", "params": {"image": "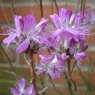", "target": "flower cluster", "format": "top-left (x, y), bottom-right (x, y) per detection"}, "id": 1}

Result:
top-left (36, 8), bottom-right (93, 78)
top-left (2, 8), bottom-right (95, 95)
